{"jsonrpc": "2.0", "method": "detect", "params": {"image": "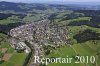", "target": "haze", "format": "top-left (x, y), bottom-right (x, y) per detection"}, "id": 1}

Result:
top-left (0, 0), bottom-right (100, 3)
